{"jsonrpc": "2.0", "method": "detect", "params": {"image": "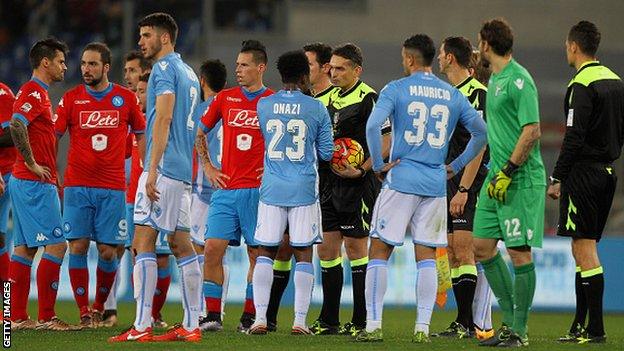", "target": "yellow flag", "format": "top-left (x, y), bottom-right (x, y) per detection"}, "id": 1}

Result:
top-left (435, 247), bottom-right (452, 308)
